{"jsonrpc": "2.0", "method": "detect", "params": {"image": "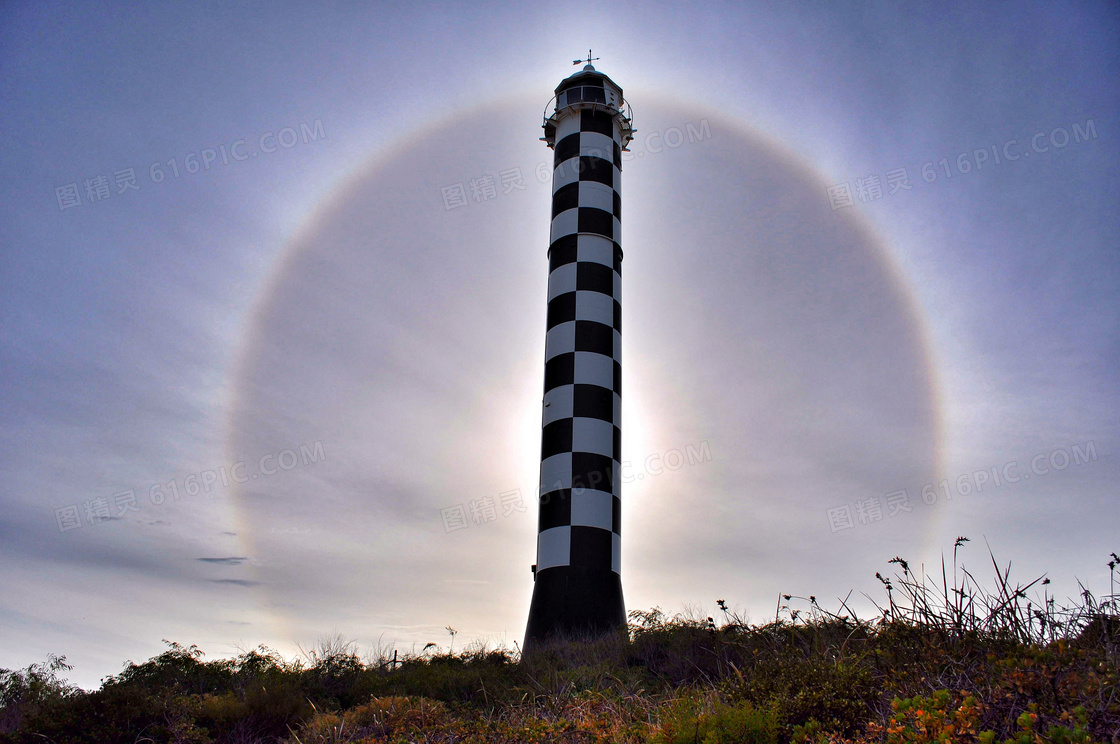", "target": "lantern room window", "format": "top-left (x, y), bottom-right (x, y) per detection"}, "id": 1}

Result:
top-left (560, 86), bottom-right (607, 107)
